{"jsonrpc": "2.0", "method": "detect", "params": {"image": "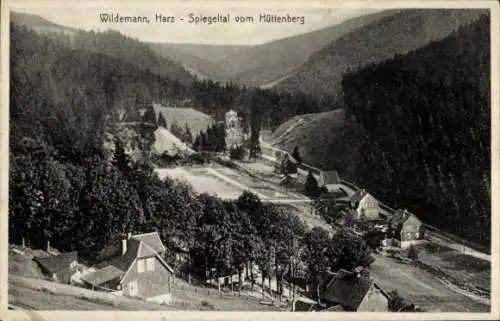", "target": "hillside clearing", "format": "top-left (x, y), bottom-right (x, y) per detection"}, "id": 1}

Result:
top-left (151, 127), bottom-right (195, 156)
top-left (153, 103), bottom-right (214, 136)
top-left (266, 109), bottom-right (355, 172)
